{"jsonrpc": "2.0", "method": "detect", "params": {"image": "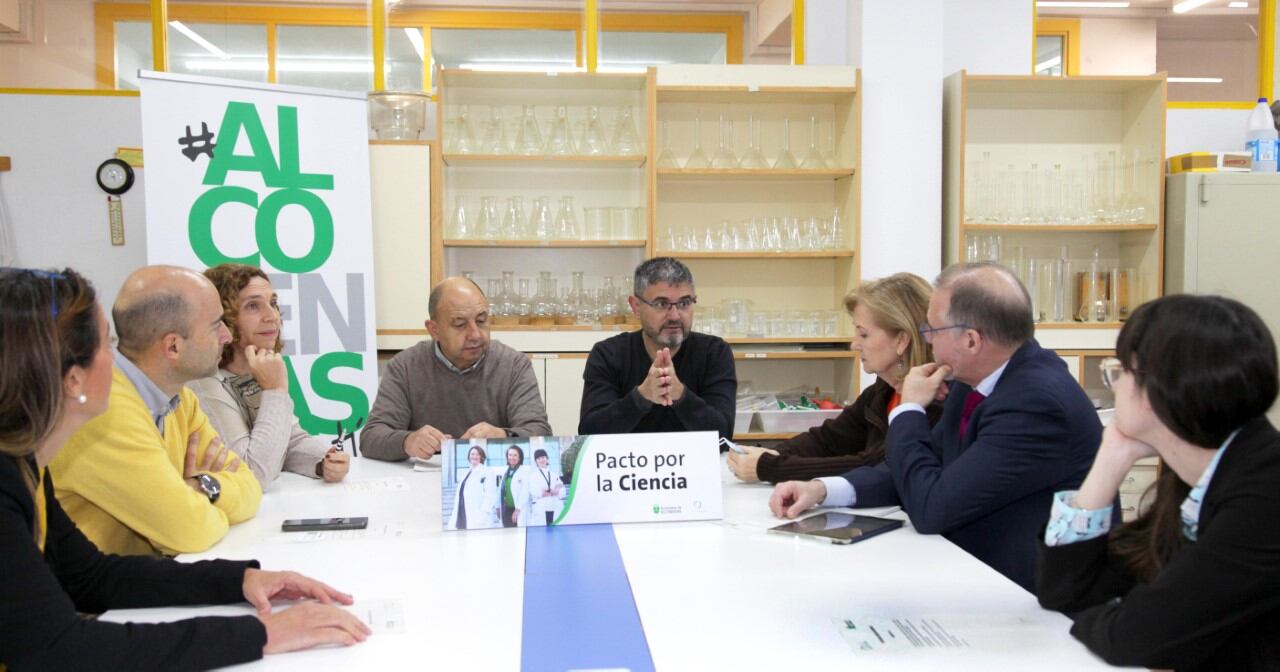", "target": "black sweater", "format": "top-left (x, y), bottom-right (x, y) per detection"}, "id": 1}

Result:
top-left (0, 455), bottom-right (266, 671)
top-left (1037, 416), bottom-right (1280, 671)
top-left (578, 331), bottom-right (737, 440)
